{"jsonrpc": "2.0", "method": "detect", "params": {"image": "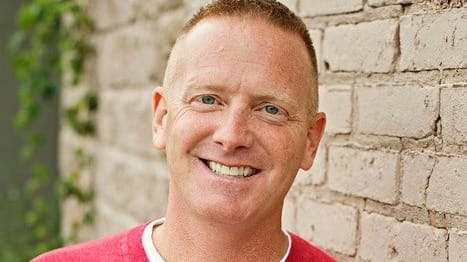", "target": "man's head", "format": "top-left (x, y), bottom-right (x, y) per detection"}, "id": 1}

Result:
top-left (164, 0), bottom-right (319, 117)
top-left (152, 0), bottom-right (325, 225)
